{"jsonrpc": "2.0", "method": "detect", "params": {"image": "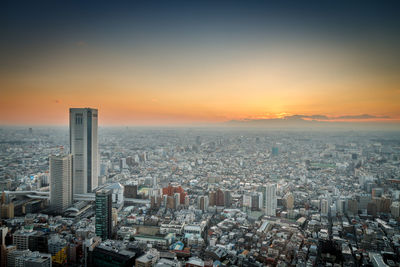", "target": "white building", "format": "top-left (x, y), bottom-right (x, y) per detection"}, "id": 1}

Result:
top-left (70, 108), bottom-right (99, 194)
top-left (391, 202), bottom-right (400, 219)
top-left (104, 183), bottom-right (124, 206)
top-left (243, 194), bottom-right (251, 208)
top-left (50, 154), bottom-right (73, 212)
top-left (265, 184), bottom-right (277, 216)
top-left (321, 199), bottom-right (329, 216)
